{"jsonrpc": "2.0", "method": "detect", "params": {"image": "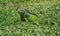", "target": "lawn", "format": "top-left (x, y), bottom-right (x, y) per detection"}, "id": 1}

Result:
top-left (0, 0), bottom-right (60, 36)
